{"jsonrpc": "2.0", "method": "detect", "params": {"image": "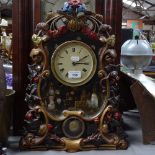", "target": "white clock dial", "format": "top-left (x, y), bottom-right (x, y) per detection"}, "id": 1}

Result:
top-left (51, 40), bottom-right (97, 87)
